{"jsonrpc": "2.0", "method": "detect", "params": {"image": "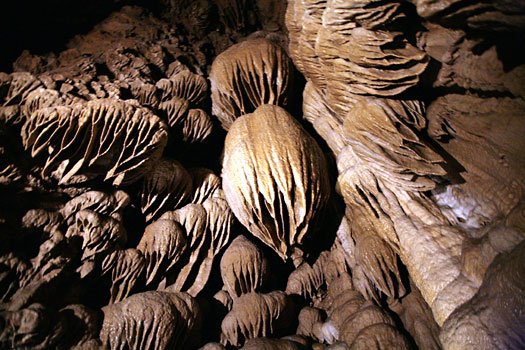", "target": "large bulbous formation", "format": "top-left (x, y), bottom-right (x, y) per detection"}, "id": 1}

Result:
top-left (220, 291), bottom-right (296, 347)
top-left (222, 104), bottom-right (331, 262)
top-left (210, 38), bottom-right (293, 130)
top-left (100, 291), bottom-right (202, 350)
top-left (220, 234), bottom-right (268, 298)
